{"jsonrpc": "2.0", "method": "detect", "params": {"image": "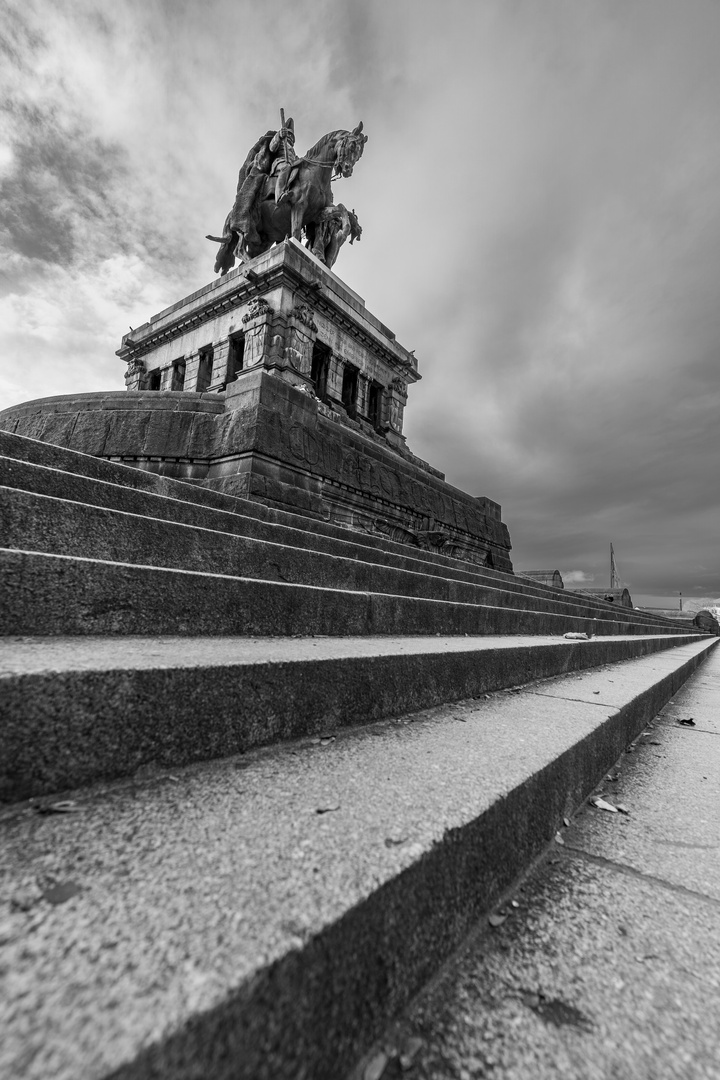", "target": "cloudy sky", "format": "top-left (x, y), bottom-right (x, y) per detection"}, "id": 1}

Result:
top-left (2, 0), bottom-right (719, 606)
